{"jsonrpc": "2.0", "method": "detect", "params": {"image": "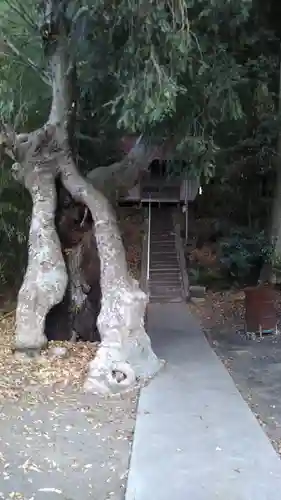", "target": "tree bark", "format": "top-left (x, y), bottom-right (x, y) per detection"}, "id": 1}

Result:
top-left (12, 162), bottom-right (68, 350)
top-left (57, 151), bottom-right (161, 393)
top-left (270, 162), bottom-right (281, 253)
top-left (70, 230), bottom-right (101, 342)
top-left (87, 137), bottom-right (157, 200)
top-left (264, 156), bottom-right (281, 284)
top-left (260, 48), bottom-right (281, 283)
